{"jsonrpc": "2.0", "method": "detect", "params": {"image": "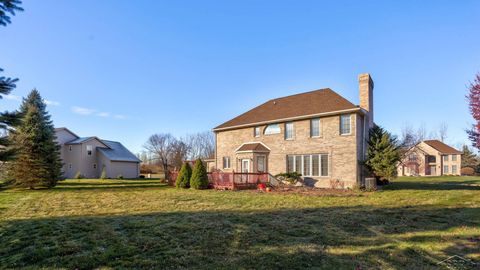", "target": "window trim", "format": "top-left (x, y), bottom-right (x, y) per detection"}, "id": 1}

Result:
top-left (264, 124), bottom-right (281, 135)
top-left (339, 114), bottom-right (352, 136)
top-left (451, 155), bottom-right (457, 161)
top-left (284, 122), bottom-right (294, 140)
top-left (287, 154), bottom-right (329, 177)
top-left (254, 126), bottom-right (261, 137)
top-left (86, 145), bottom-right (93, 156)
top-left (452, 165), bottom-right (457, 174)
top-left (443, 165), bottom-right (449, 174)
top-left (256, 155), bottom-right (266, 172)
top-left (310, 118), bottom-right (321, 138)
top-left (443, 155), bottom-right (449, 162)
top-left (222, 156), bottom-right (231, 169)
